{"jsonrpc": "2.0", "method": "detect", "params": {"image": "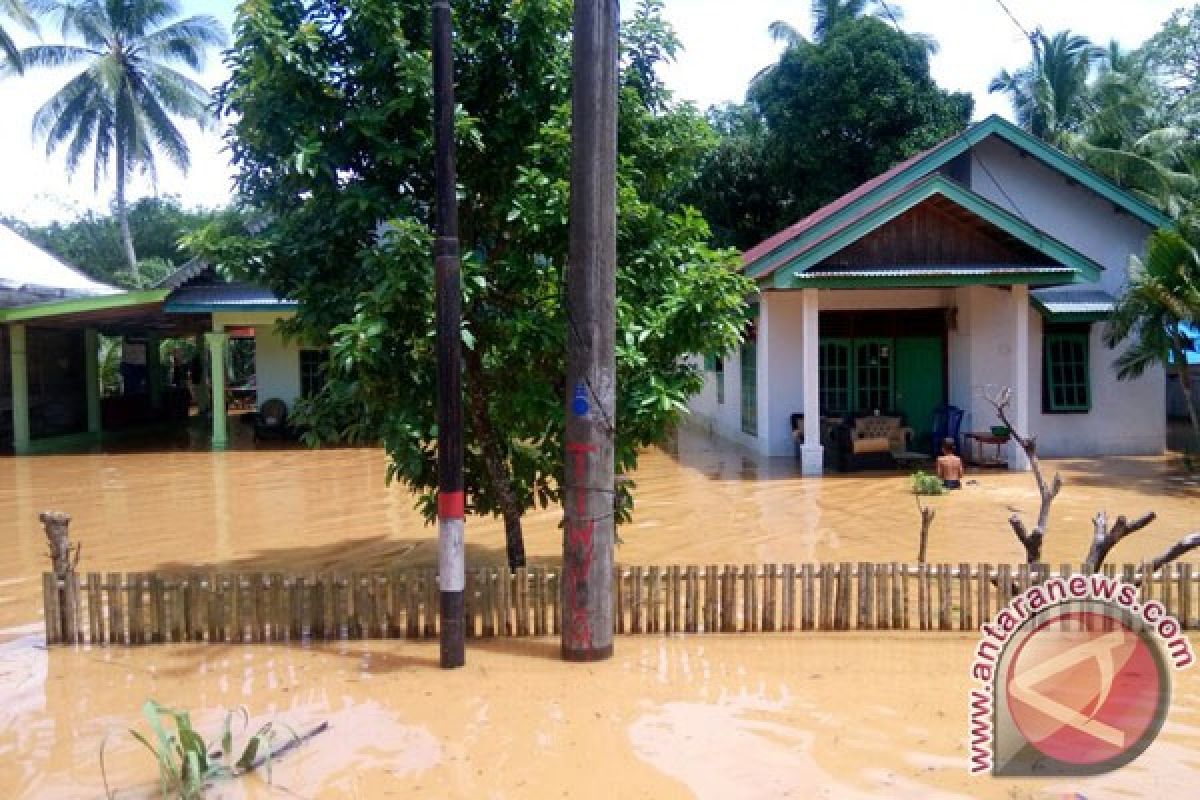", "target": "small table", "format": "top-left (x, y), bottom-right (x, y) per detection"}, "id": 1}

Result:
top-left (964, 432), bottom-right (1009, 467)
